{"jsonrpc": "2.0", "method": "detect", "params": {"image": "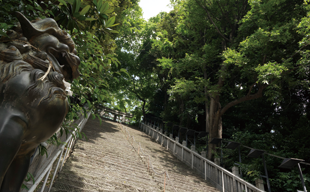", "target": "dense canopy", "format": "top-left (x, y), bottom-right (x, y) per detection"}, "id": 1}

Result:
top-left (1, 0), bottom-right (310, 191)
